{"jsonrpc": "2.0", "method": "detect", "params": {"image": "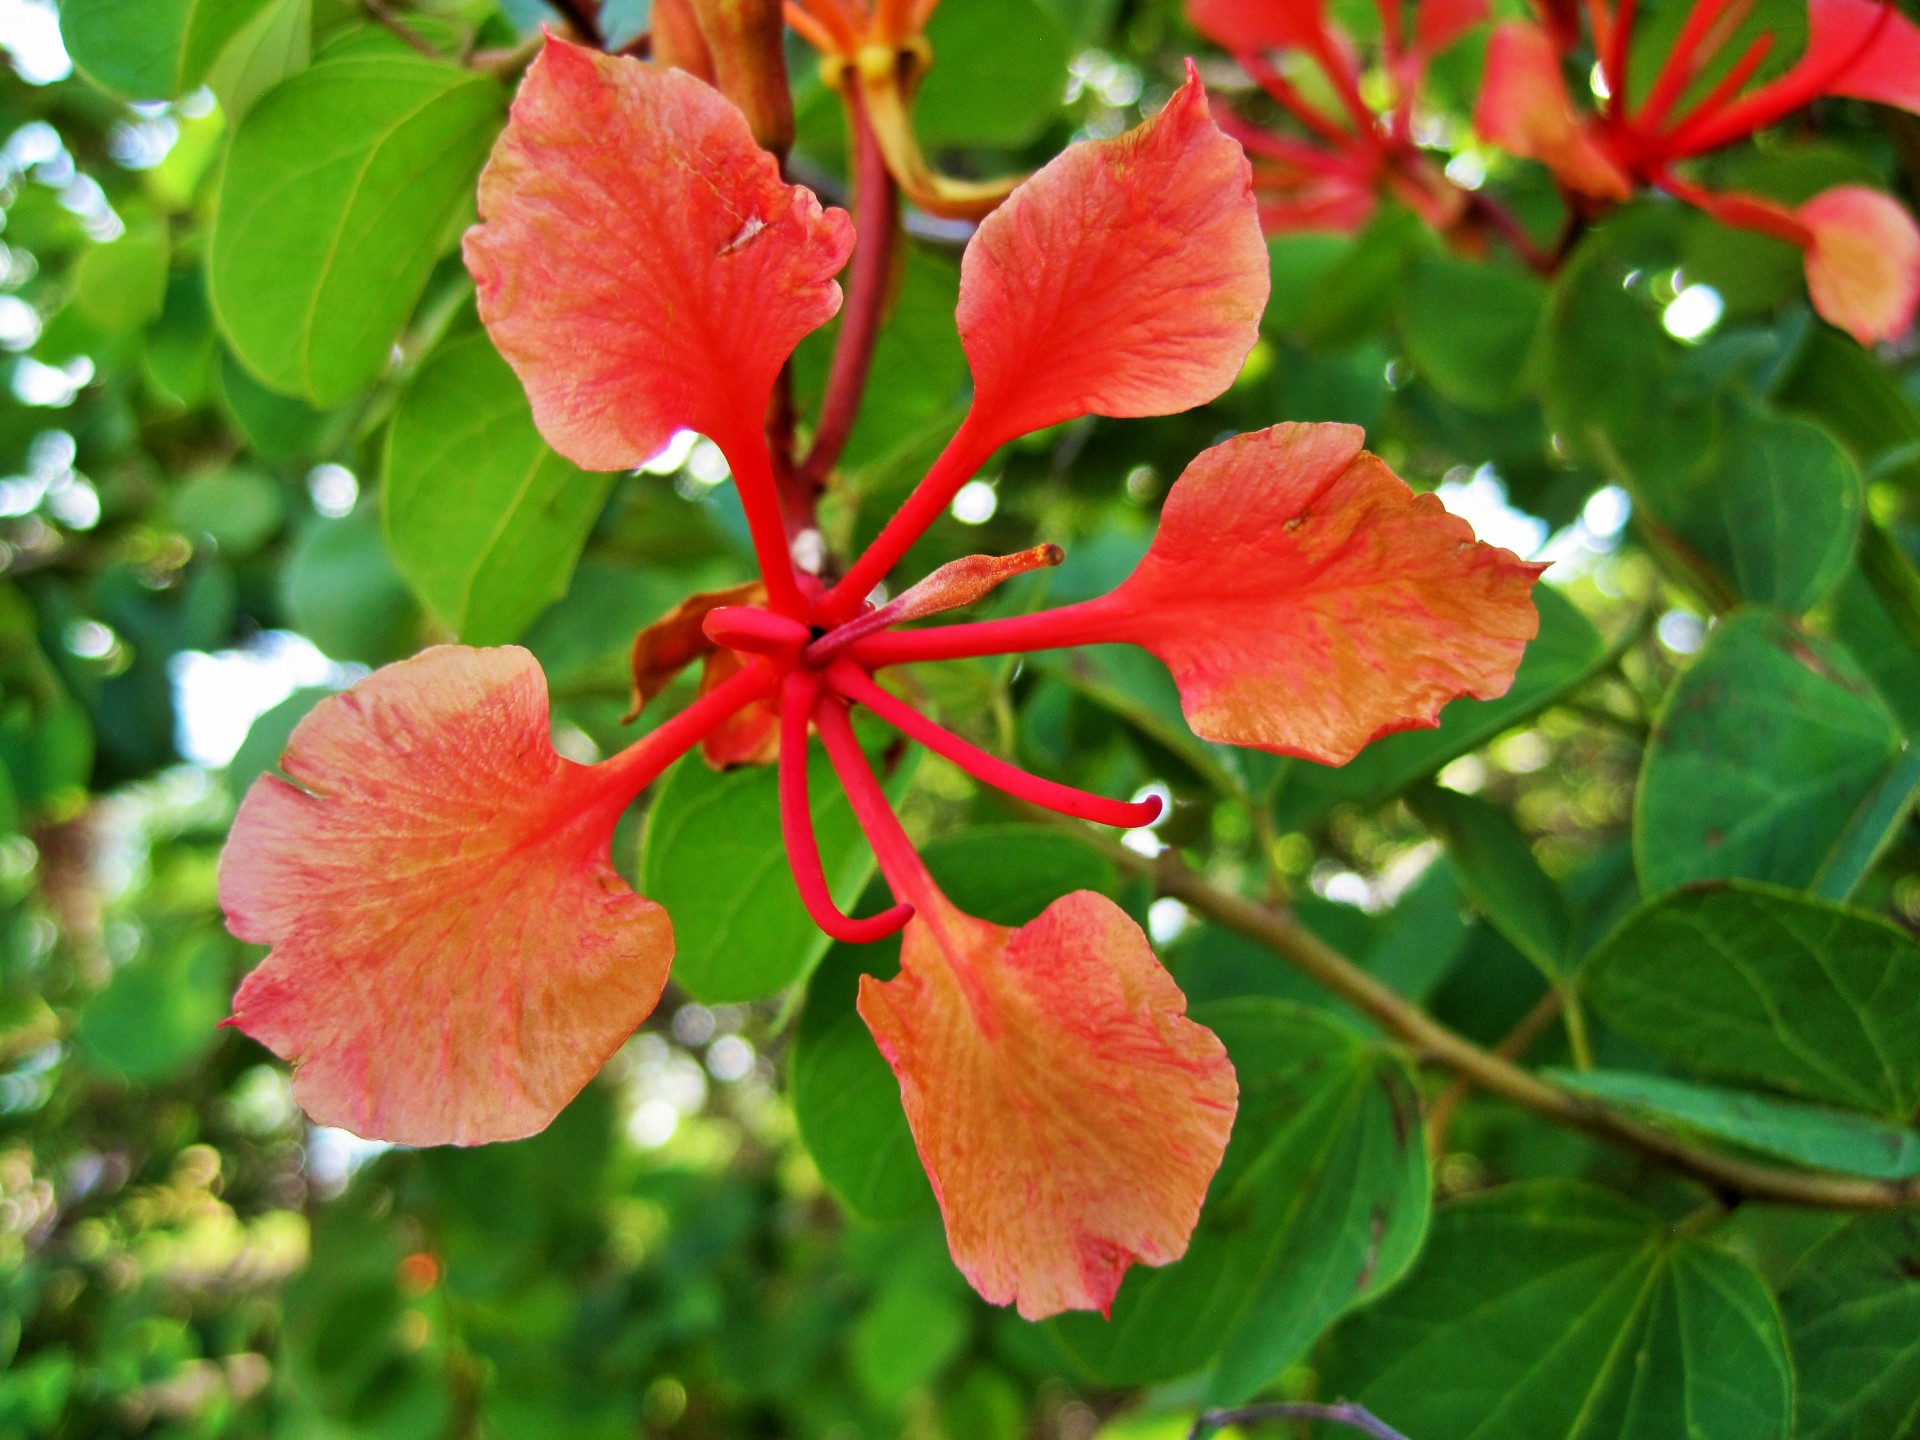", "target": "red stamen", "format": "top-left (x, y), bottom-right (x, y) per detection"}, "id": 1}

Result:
top-left (1657, 30), bottom-right (1773, 145)
top-left (1604, 0), bottom-right (1638, 110)
top-left (778, 675), bottom-right (915, 943)
top-left (1241, 52), bottom-right (1365, 151)
top-left (849, 596), bottom-right (1112, 667)
top-left (1660, 0), bottom-right (1895, 154)
top-left (1303, 27), bottom-right (1384, 140)
top-left (1375, 0), bottom-right (1406, 66)
top-left (819, 412), bottom-right (1001, 626)
top-left (1637, 0), bottom-right (1742, 131)
top-left (602, 657), bottom-right (782, 796)
top-left (815, 695), bottom-right (939, 911)
top-left (828, 661), bottom-right (1164, 829)
top-left (807, 543), bottom-right (1065, 665)
top-left (703, 605), bottom-right (811, 656)
top-left (1219, 108), bottom-right (1370, 174)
